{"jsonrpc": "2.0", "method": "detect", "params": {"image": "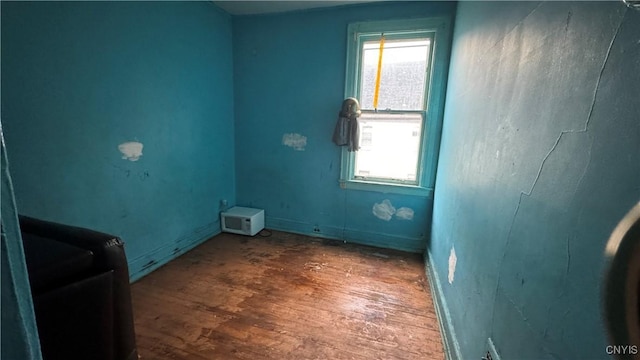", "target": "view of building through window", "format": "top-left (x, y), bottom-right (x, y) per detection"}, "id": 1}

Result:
top-left (360, 39), bottom-right (430, 111)
top-left (354, 38), bottom-right (431, 183)
top-left (355, 112), bottom-right (422, 181)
